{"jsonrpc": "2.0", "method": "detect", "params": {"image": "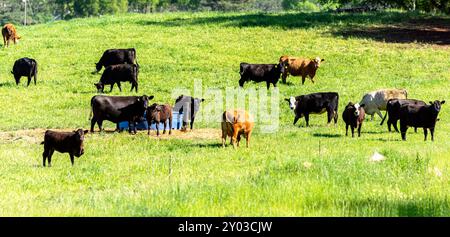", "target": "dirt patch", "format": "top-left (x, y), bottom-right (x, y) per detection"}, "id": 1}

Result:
top-left (0, 128), bottom-right (222, 144)
top-left (333, 18), bottom-right (450, 48)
